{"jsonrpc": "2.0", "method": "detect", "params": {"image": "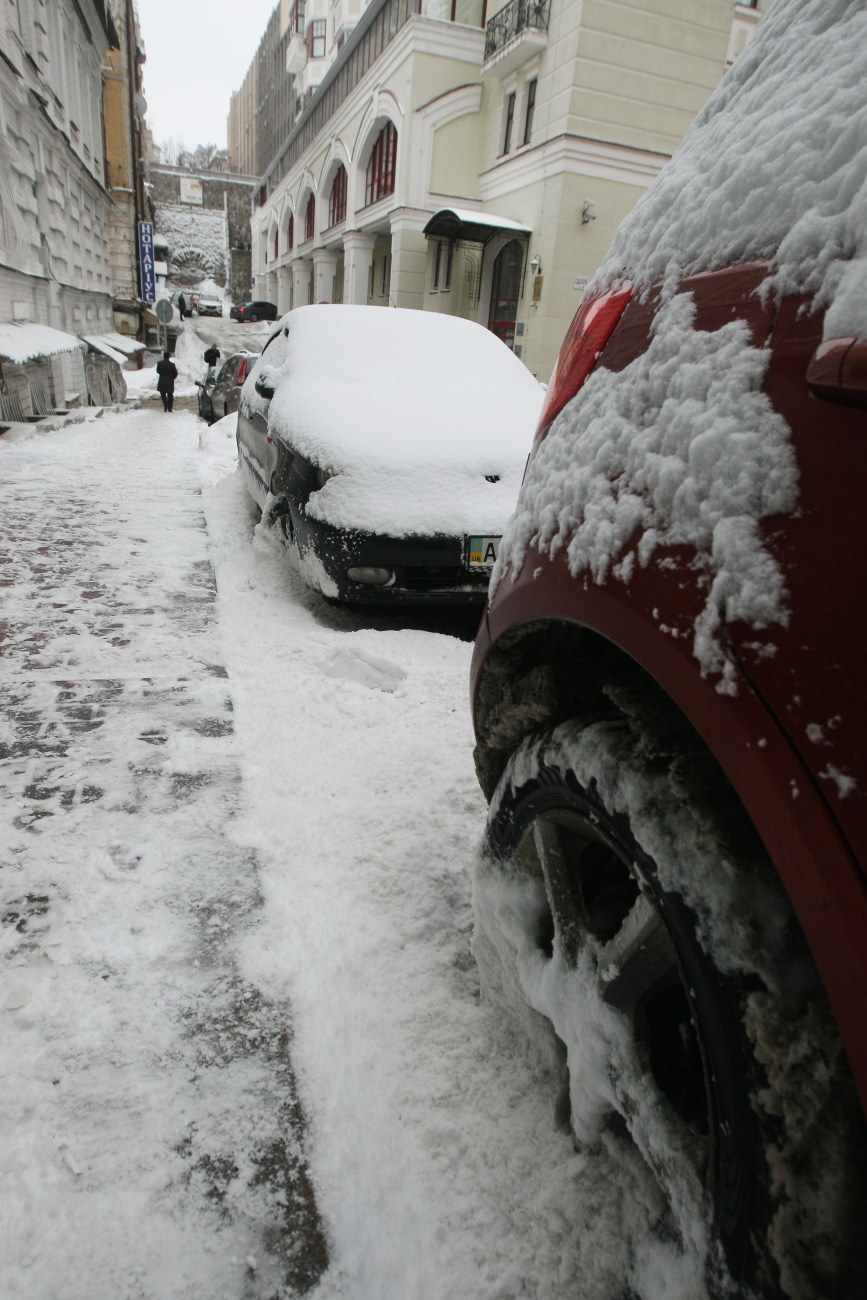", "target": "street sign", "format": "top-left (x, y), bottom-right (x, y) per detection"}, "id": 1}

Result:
top-left (138, 221), bottom-right (156, 304)
top-left (155, 299), bottom-right (173, 324)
